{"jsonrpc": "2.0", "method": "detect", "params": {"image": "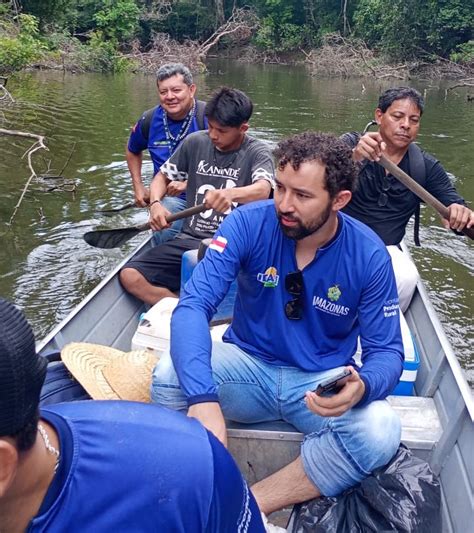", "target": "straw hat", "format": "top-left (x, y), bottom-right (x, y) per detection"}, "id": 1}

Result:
top-left (61, 343), bottom-right (158, 402)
